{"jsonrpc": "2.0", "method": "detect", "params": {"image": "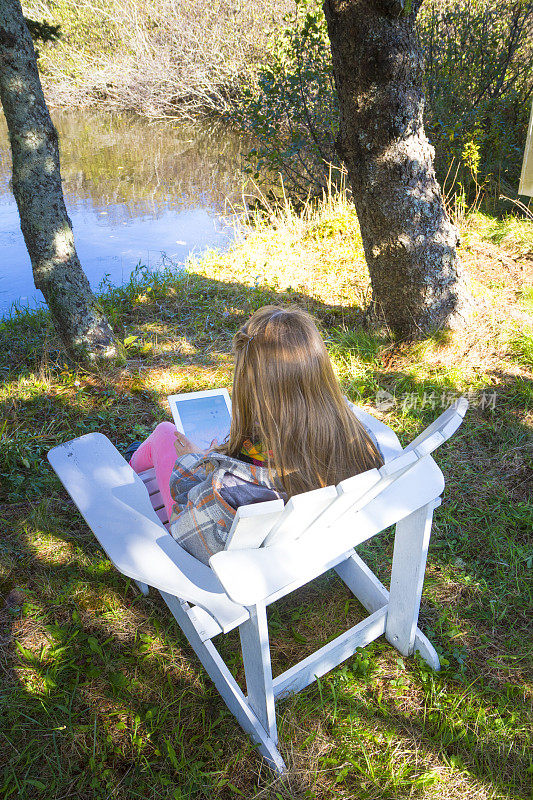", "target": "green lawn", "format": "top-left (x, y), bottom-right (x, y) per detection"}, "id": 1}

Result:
top-left (0, 200), bottom-right (532, 799)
